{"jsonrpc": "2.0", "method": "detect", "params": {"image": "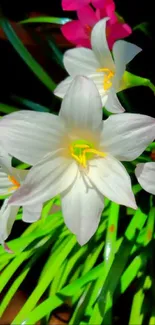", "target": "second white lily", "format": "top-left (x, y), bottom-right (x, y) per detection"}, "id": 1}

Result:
top-left (0, 152), bottom-right (42, 245)
top-left (135, 162), bottom-right (155, 195)
top-left (54, 18), bottom-right (142, 113)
